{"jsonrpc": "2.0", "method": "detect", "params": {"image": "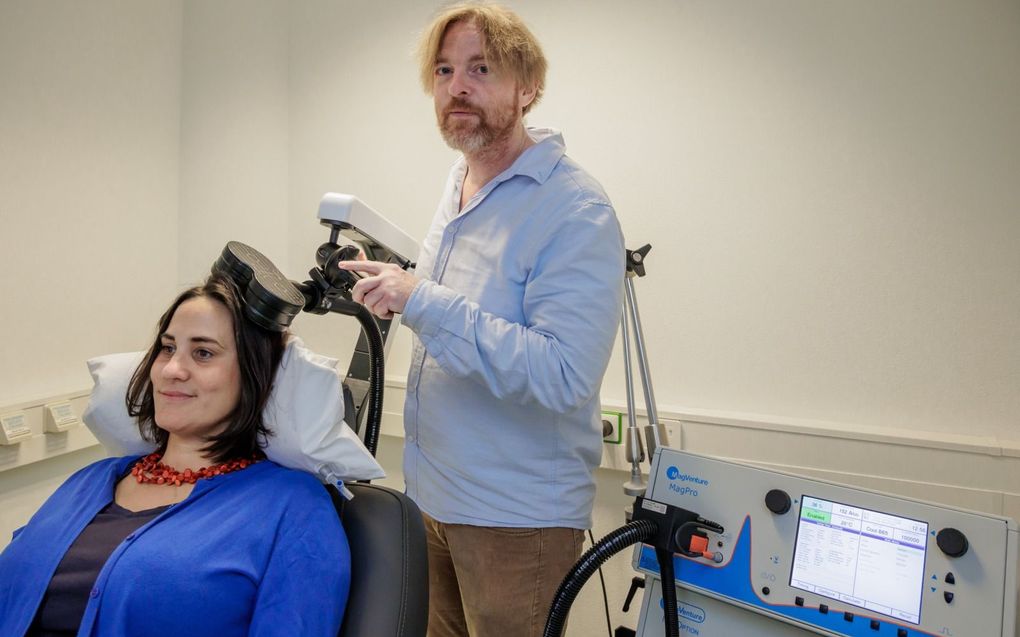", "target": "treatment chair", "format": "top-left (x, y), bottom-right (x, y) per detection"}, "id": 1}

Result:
top-left (329, 483), bottom-right (429, 637)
